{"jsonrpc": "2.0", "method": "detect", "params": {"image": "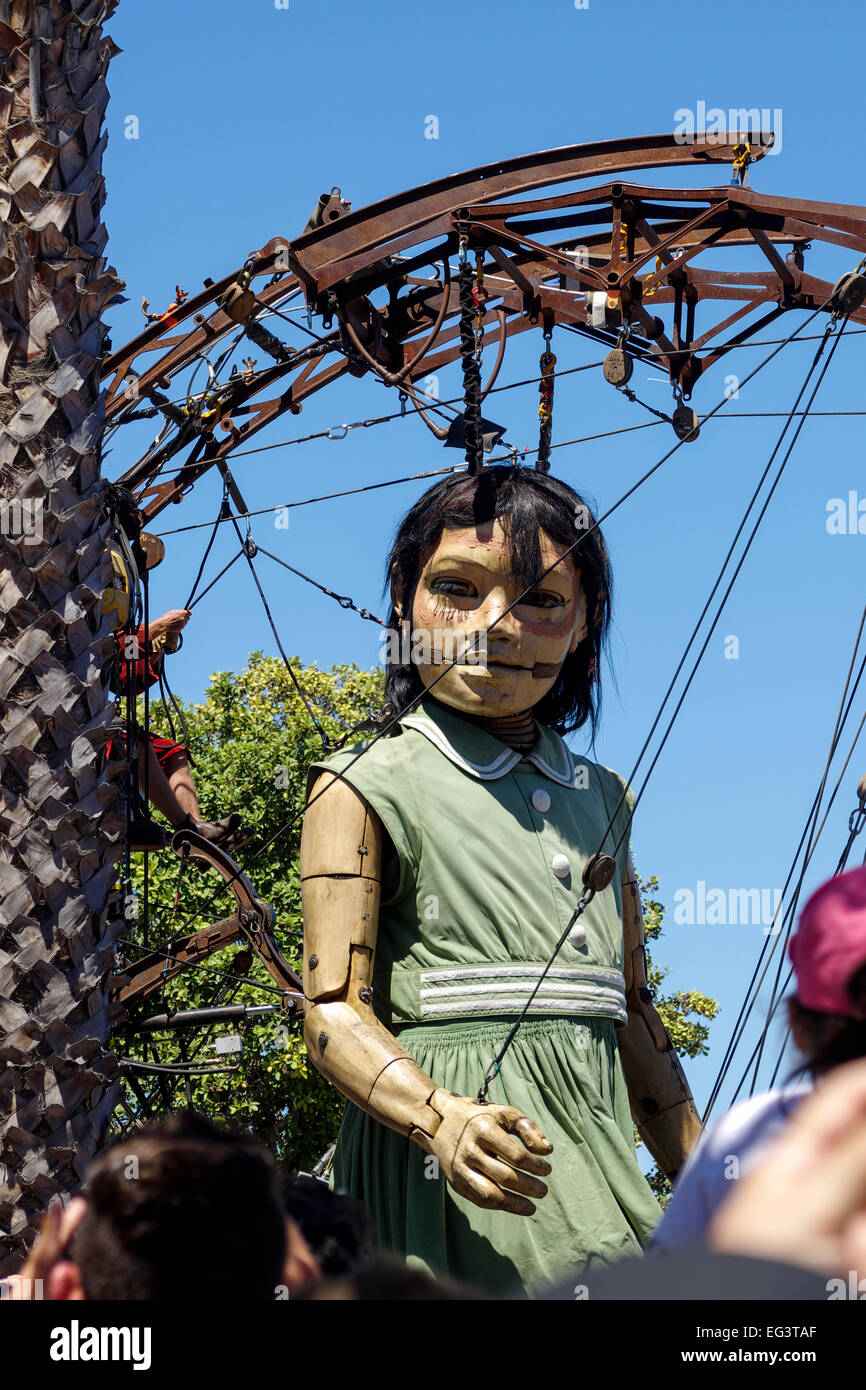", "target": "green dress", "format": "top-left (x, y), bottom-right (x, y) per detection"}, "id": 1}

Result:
top-left (308, 695), bottom-right (661, 1294)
